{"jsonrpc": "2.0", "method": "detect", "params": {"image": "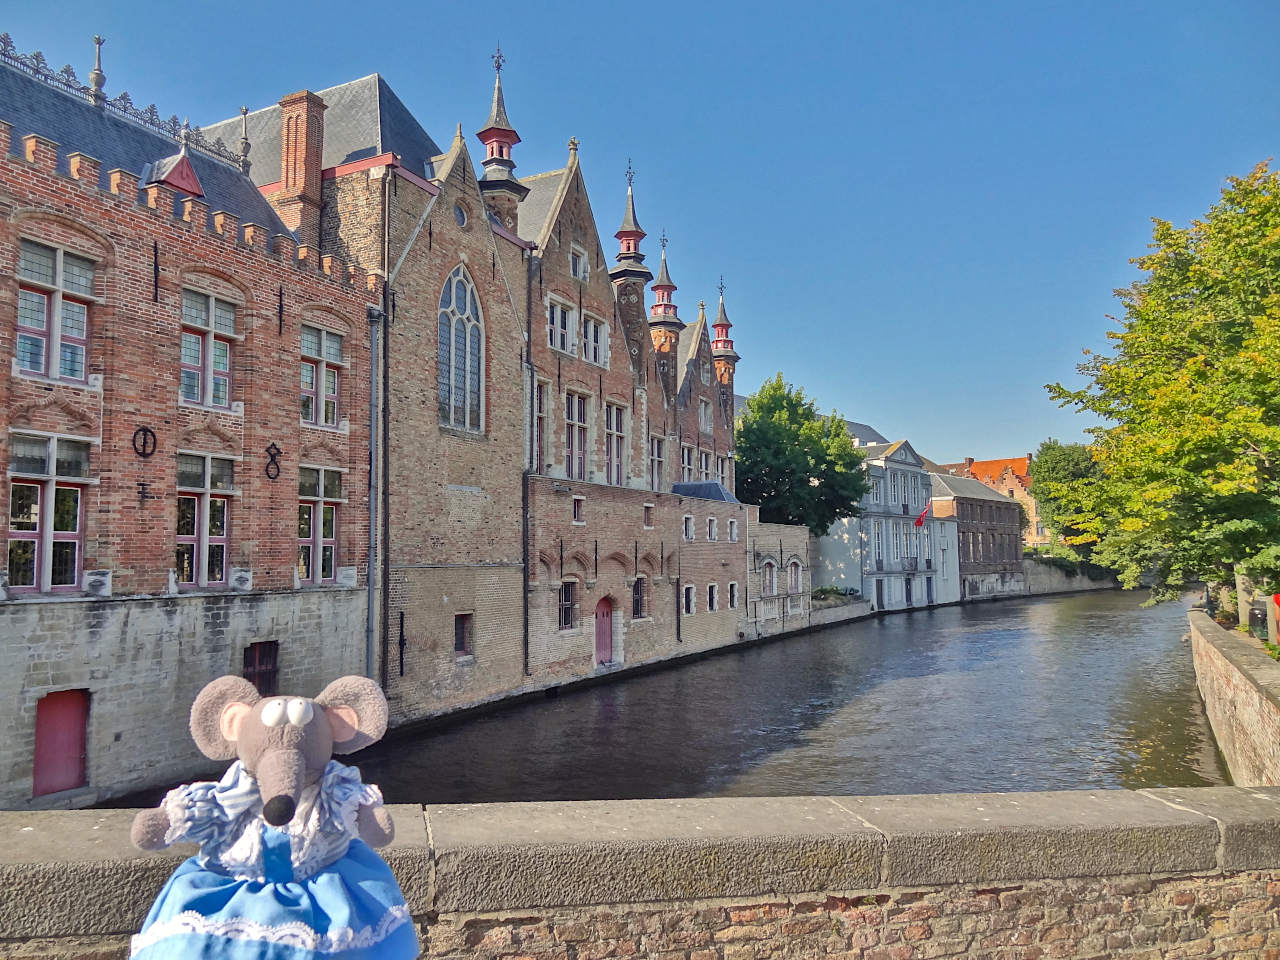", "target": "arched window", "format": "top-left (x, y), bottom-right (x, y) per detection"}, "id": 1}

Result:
top-left (437, 265), bottom-right (483, 432)
top-left (788, 561), bottom-right (801, 594)
top-left (762, 561), bottom-right (776, 597)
